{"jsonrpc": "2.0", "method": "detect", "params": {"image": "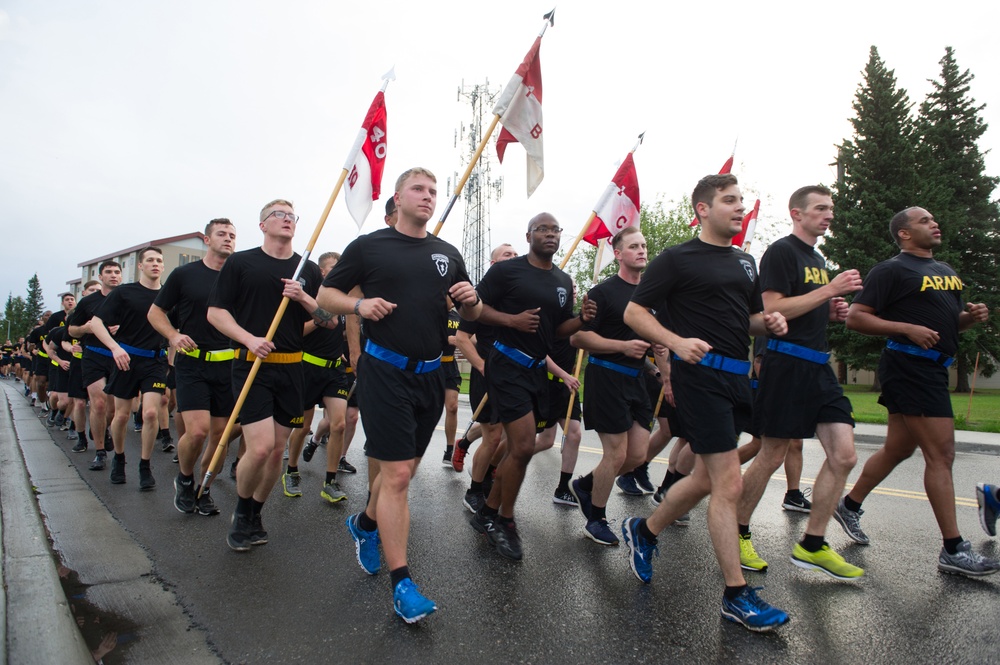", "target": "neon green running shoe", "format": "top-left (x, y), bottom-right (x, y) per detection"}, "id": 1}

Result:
top-left (791, 543), bottom-right (864, 580)
top-left (739, 533), bottom-right (768, 572)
